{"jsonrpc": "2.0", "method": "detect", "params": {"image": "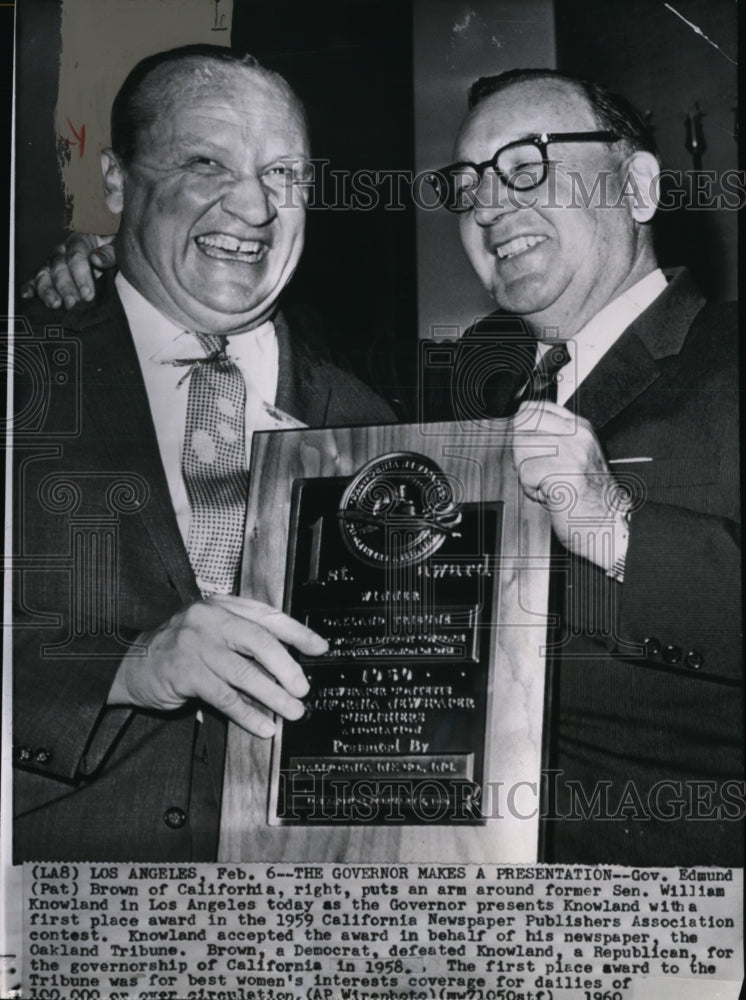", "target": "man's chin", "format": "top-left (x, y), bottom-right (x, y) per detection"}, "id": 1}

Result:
top-left (489, 272), bottom-right (559, 318)
top-left (172, 288), bottom-right (277, 333)
top-left (184, 271), bottom-right (270, 310)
